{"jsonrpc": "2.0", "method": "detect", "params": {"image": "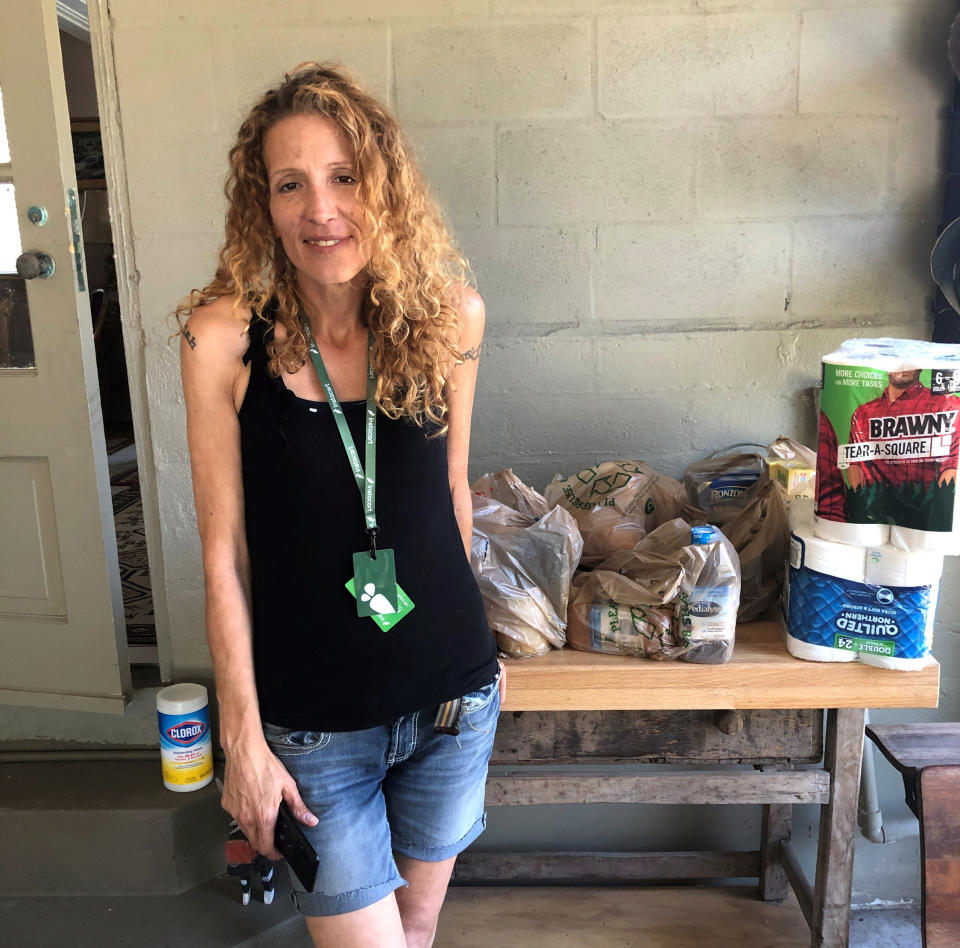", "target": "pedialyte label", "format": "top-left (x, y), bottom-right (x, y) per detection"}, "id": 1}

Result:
top-left (678, 586), bottom-right (737, 641)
